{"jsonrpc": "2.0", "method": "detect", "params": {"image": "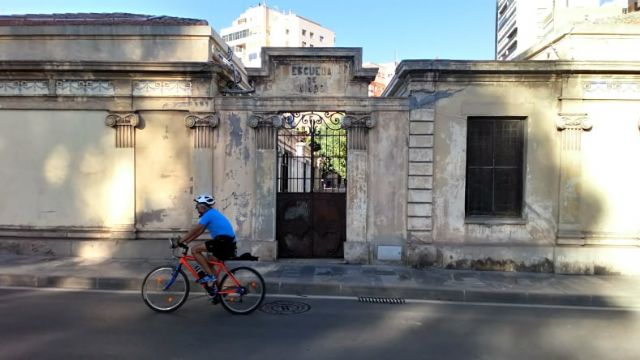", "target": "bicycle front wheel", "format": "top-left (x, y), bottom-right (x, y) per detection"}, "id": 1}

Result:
top-left (219, 266), bottom-right (265, 315)
top-left (141, 266), bottom-right (190, 313)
